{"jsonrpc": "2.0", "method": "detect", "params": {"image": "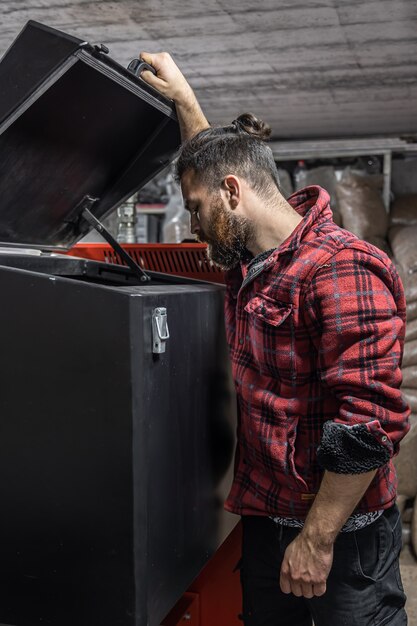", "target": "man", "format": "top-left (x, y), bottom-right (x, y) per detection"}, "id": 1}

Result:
top-left (140, 52), bottom-right (411, 625)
